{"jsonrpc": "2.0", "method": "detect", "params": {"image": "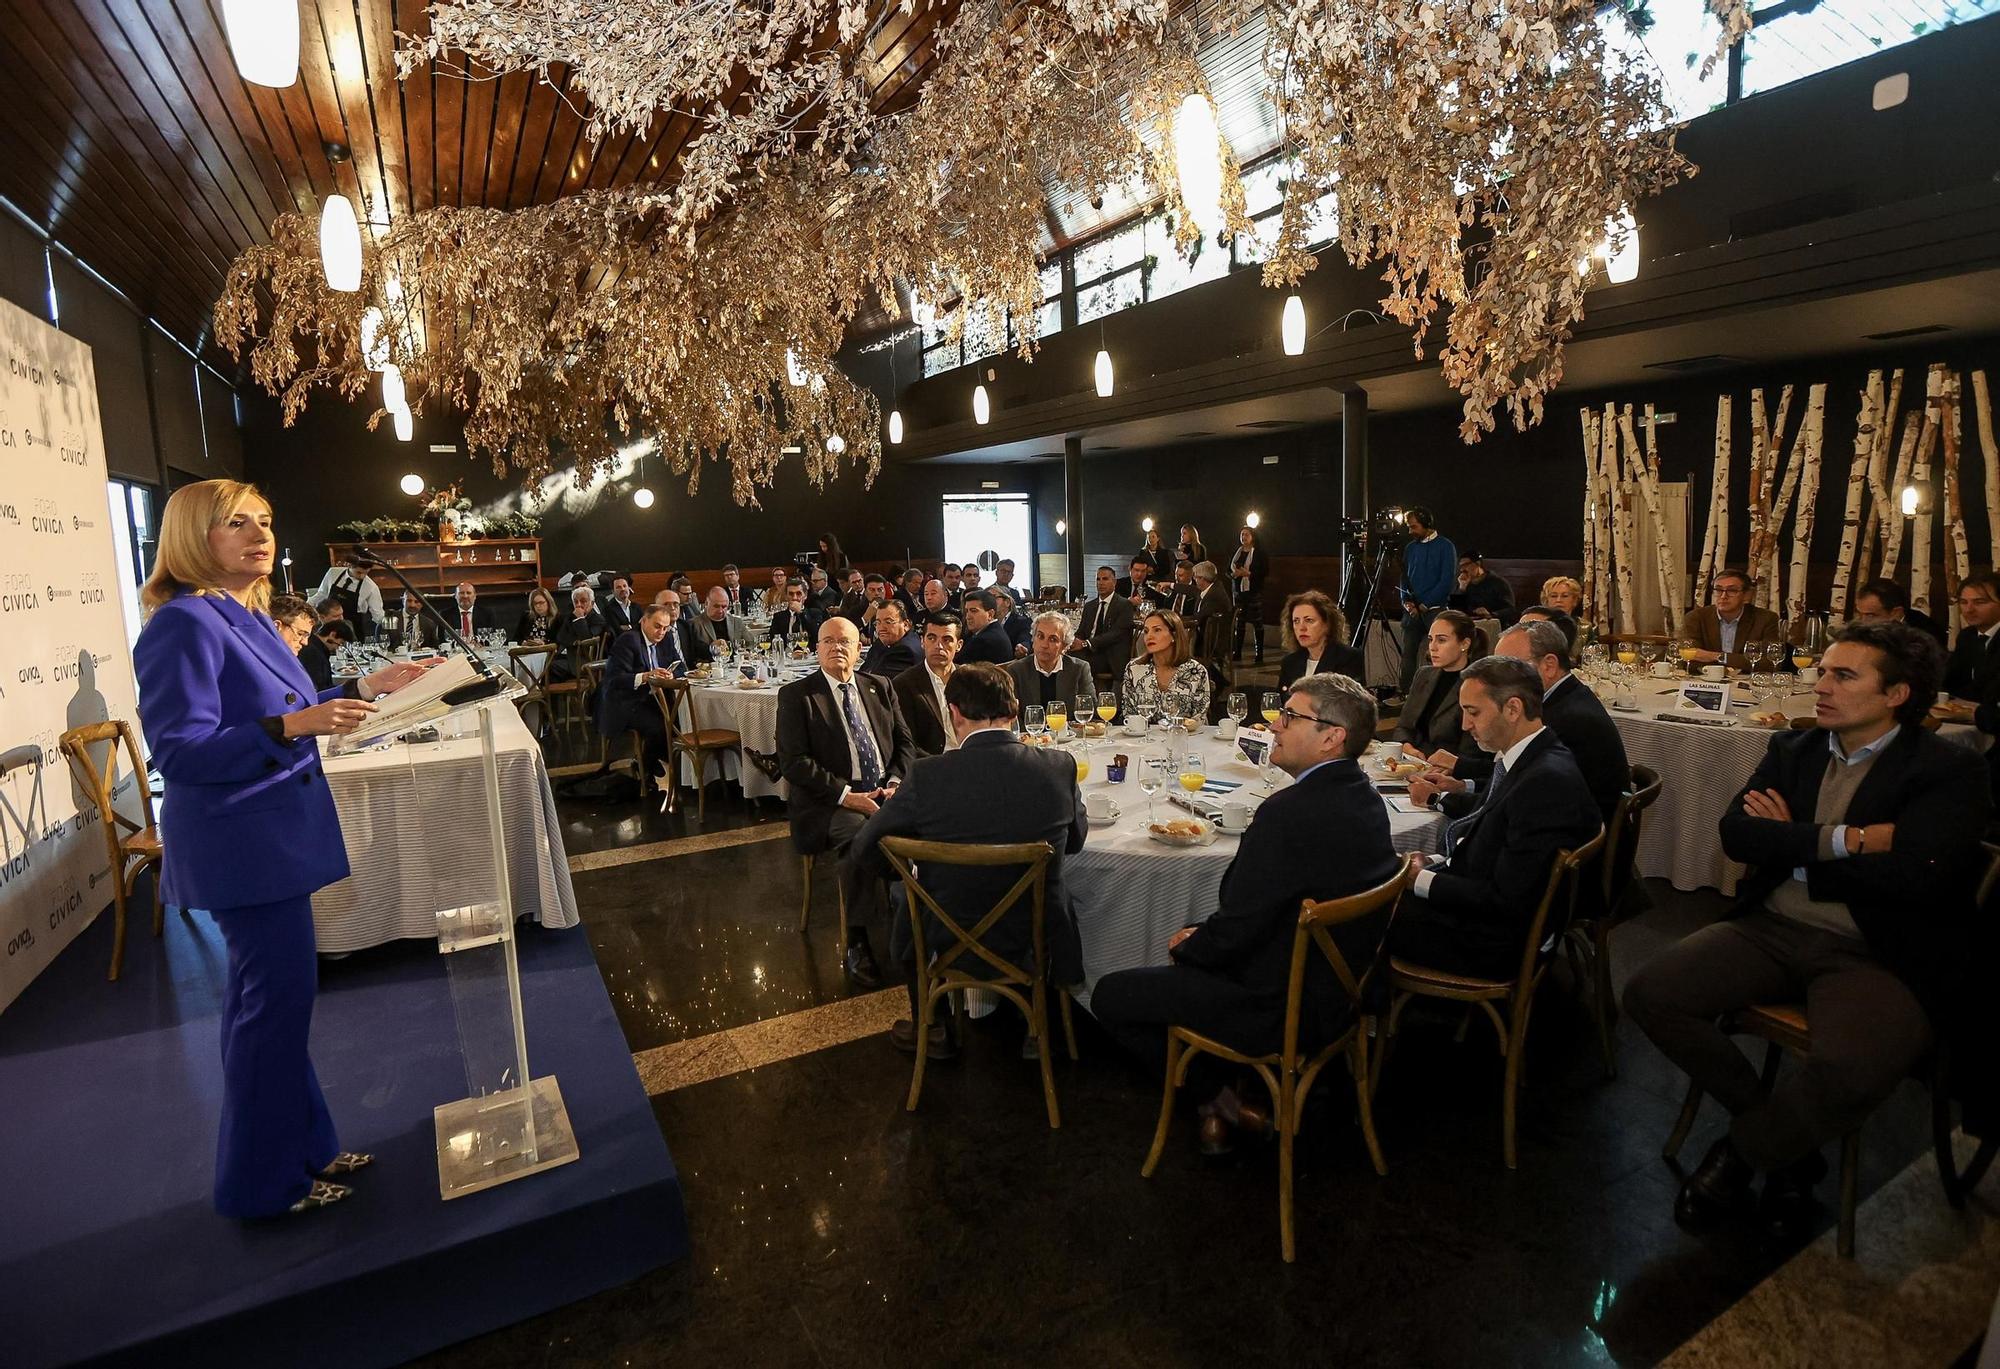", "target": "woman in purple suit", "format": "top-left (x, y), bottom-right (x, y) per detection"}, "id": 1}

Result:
top-left (135, 481), bottom-right (429, 1218)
